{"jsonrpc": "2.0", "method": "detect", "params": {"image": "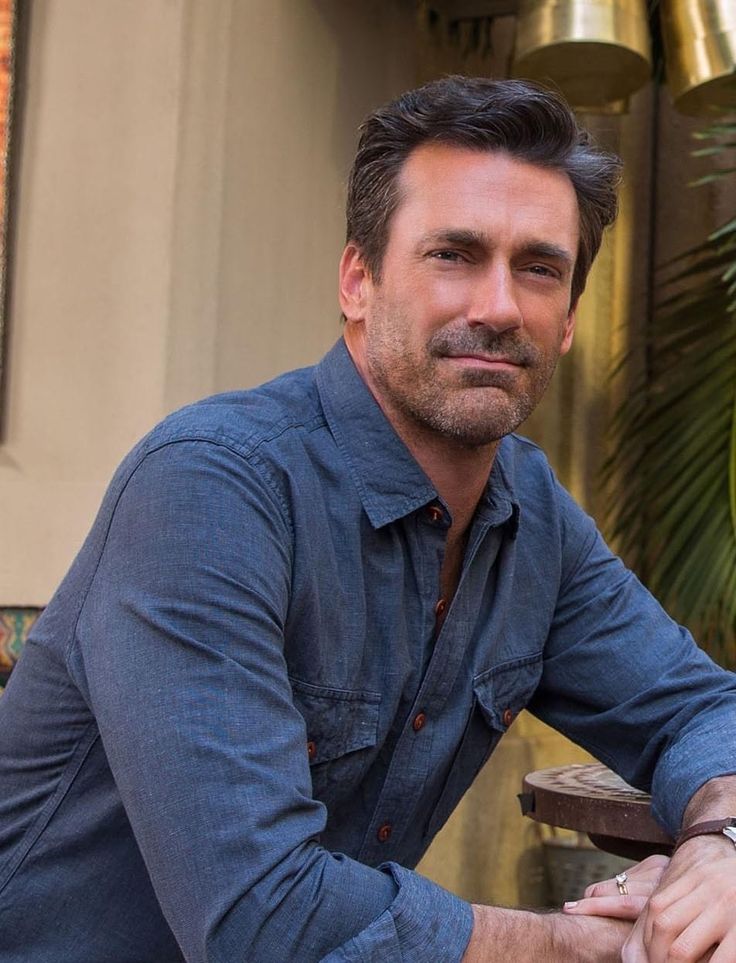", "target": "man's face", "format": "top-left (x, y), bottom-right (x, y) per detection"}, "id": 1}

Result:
top-left (341, 144), bottom-right (579, 450)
